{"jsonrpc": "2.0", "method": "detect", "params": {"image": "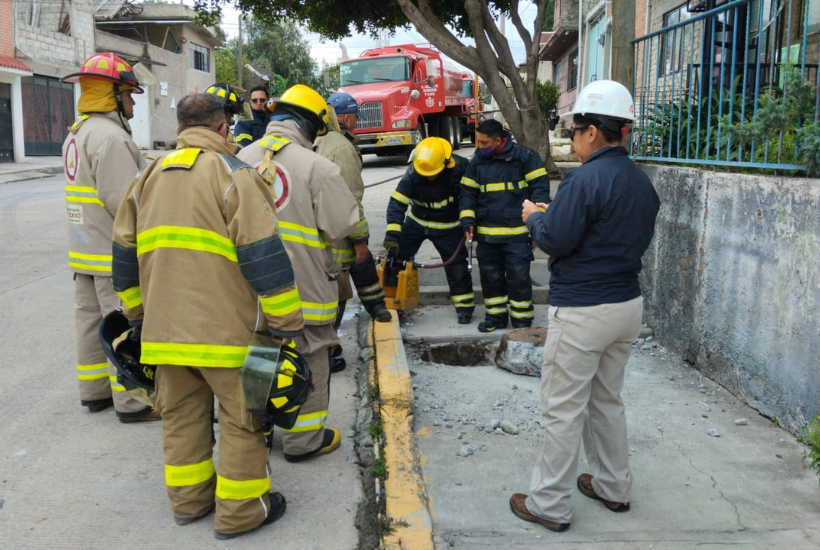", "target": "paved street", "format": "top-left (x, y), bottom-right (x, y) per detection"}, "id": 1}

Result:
top-left (0, 150), bottom-right (418, 548)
